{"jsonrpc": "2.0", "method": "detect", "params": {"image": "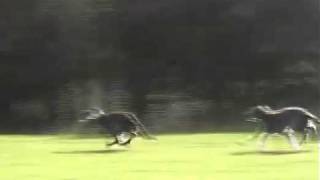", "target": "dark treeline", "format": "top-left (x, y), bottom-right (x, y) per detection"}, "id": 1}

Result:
top-left (0, 0), bottom-right (319, 132)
